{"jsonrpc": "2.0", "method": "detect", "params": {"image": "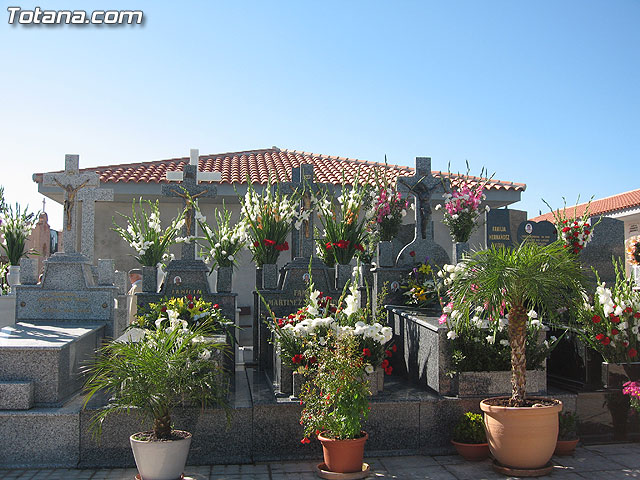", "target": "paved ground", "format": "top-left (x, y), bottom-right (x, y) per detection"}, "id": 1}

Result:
top-left (1, 443), bottom-right (639, 479)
